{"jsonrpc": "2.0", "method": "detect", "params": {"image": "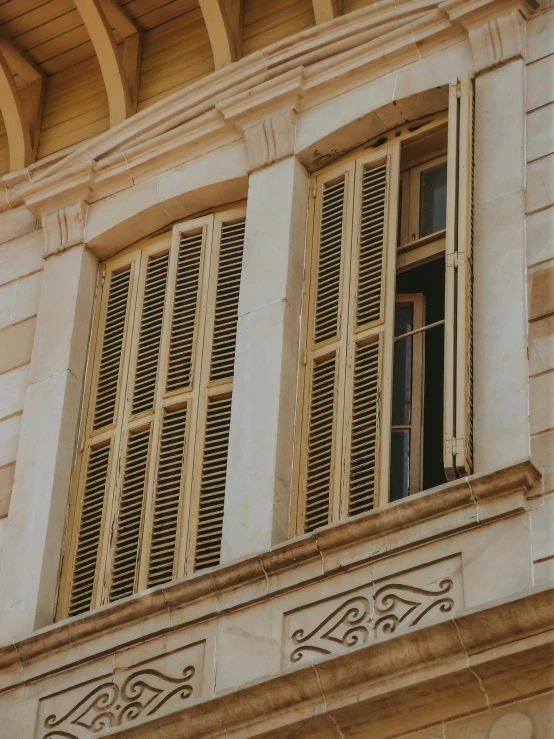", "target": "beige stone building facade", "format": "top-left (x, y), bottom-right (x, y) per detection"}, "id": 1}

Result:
top-left (0, 0), bottom-right (552, 737)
